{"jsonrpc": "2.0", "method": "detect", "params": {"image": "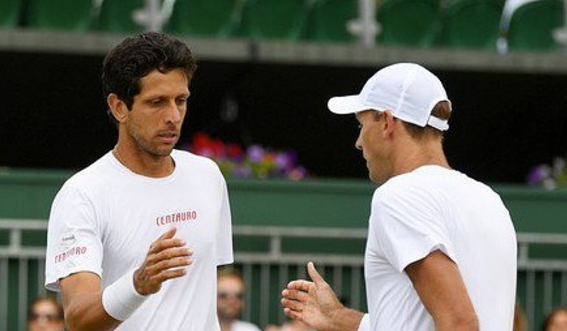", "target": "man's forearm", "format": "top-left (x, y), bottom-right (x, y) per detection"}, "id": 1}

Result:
top-left (64, 291), bottom-right (120, 331)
